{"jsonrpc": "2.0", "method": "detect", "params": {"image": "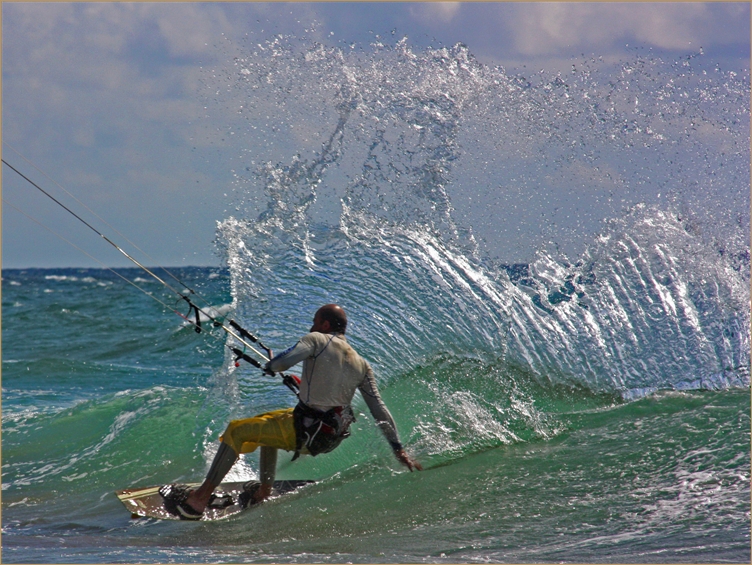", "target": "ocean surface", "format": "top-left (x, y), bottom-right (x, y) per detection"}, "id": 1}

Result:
top-left (2, 256), bottom-right (750, 565)
top-left (2, 36), bottom-right (751, 563)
